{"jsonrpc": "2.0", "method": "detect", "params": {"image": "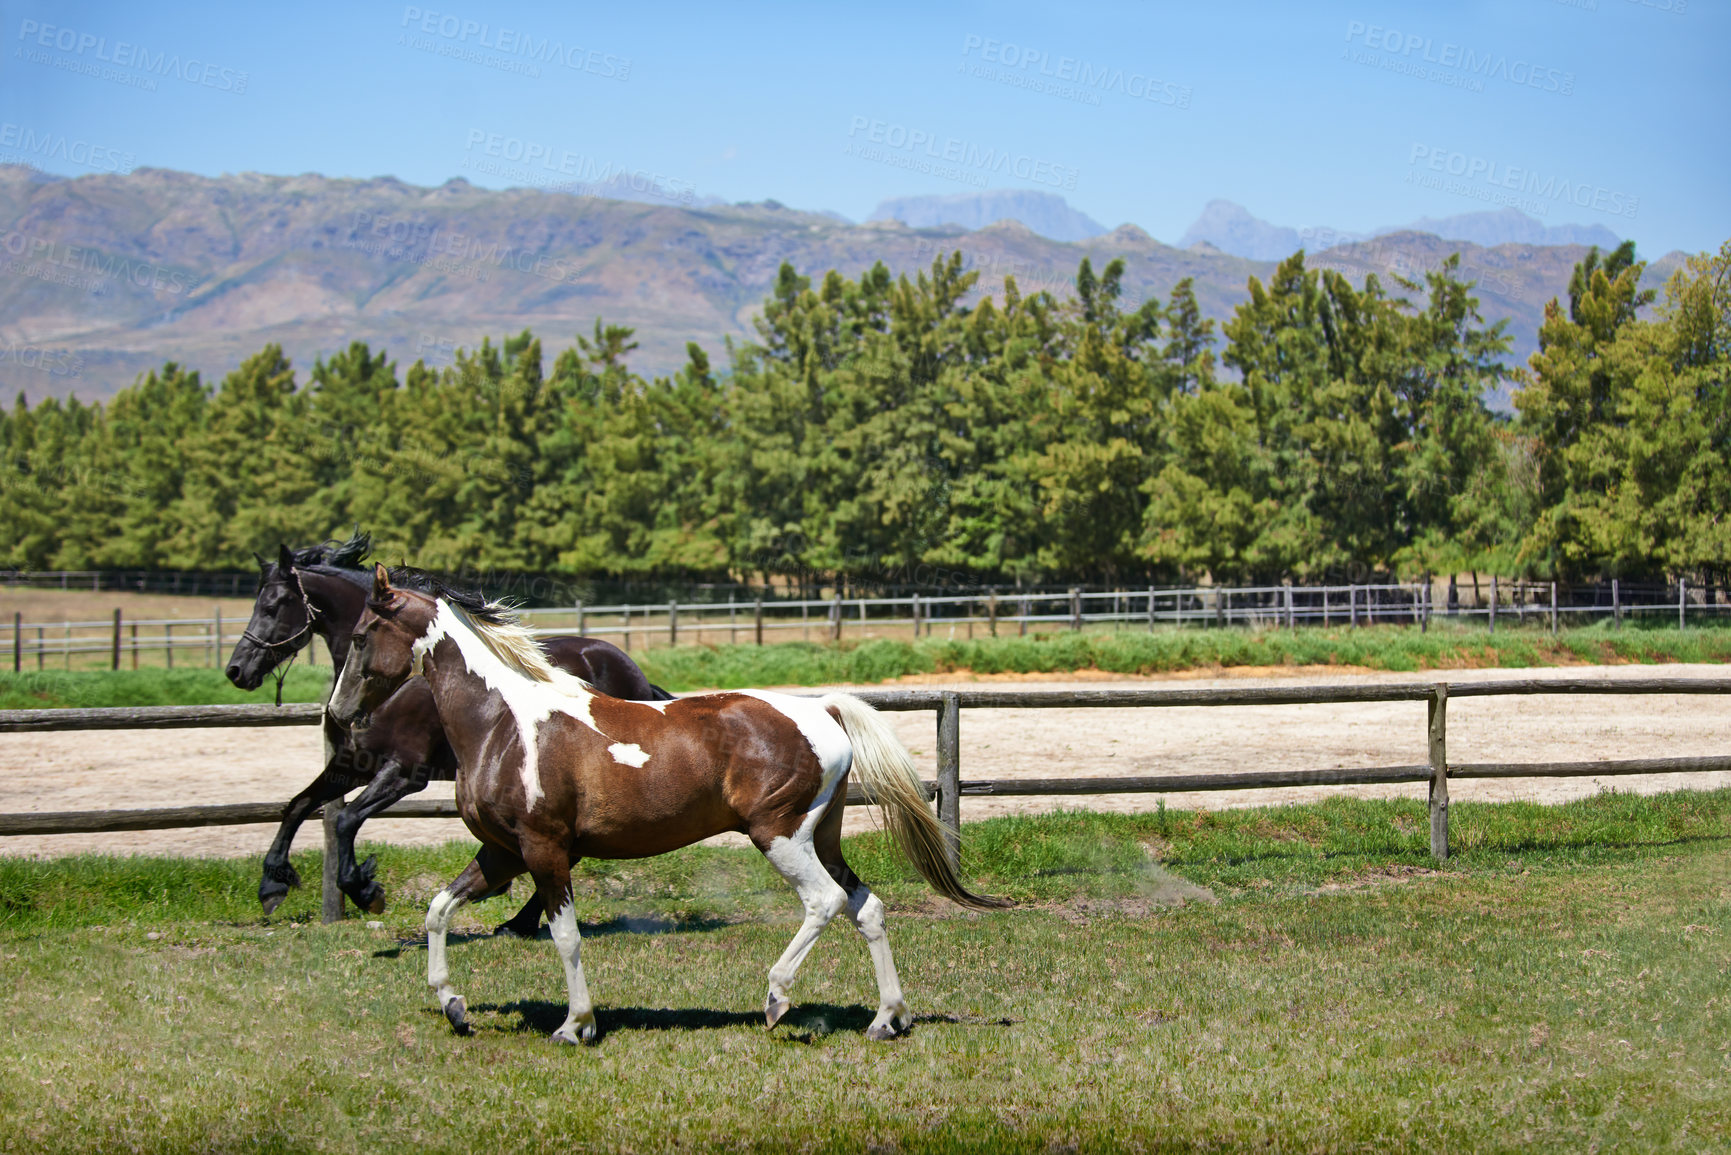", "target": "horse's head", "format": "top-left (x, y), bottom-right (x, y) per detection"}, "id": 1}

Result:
top-left (226, 544), bottom-right (317, 691)
top-left (329, 566), bottom-right (432, 729)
